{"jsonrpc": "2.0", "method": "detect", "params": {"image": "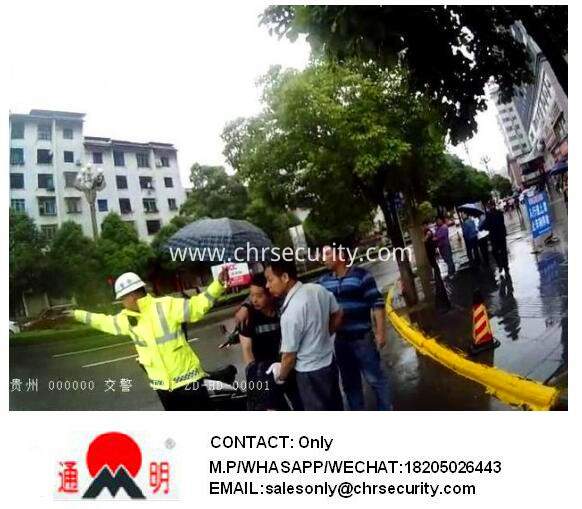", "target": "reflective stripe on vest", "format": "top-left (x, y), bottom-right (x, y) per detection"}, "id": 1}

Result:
top-left (112, 315), bottom-right (122, 335)
top-left (183, 299), bottom-right (190, 322)
top-left (155, 302), bottom-right (179, 344)
top-left (203, 290), bottom-right (216, 305)
top-left (173, 368), bottom-right (200, 384)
